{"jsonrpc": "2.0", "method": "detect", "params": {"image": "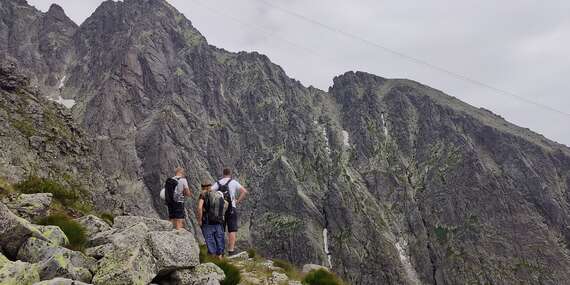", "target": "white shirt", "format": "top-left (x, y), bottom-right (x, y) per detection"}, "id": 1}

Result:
top-left (211, 177), bottom-right (242, 208)
top-left (174, 176), bottom-right (189, 203)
